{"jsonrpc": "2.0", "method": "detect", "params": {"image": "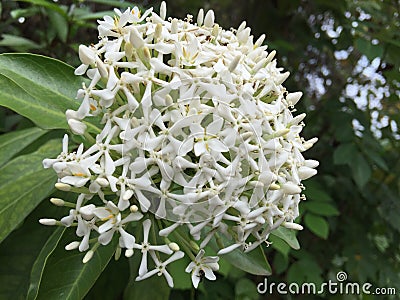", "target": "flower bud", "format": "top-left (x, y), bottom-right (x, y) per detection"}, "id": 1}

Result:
top-left (68, 119), bottom-right (87, 135)
top-left (168, 242), bottom-right (180, 251)
top-left (265, 50), bottom-right (276, 64)
top-left (282, 182), bottom-right (302, 194)
top-left (130, 205), bottom-right (139, 213)
top-left (50, 198), bottom-right (65, 206)
top-left (204, 10), bottom-right (215, 27)
top-left (254, 34), bottom-right (266, 47)
top-left (82, 250), bottom-right (94, 263)
top-left (283, 222), bottom-right (303, 231)
top-left (197, 8), bottom-right (204, 26)
top-left (95, 177), bottom-right (109, 187)
top-left (78, 45), bottom-right (95, 65)
top-left (160, 1), bottom-right (167, 20)
top-left (125, 249), bottom-right (134, 257)
top-left (228, 55), bottom-right (241, 72)
top-left (130, 27), bottom-right (144, 49)
top-left (65, 241), bottom-right (80, 250)
top-left (298, 166), bottom-right (317, 180)
top-left (55, 182), bottom-right (72, 191)
top-left (39, 218), bottom-right (57, 226)
top-left (286, 92), bottom-right (302, 106)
